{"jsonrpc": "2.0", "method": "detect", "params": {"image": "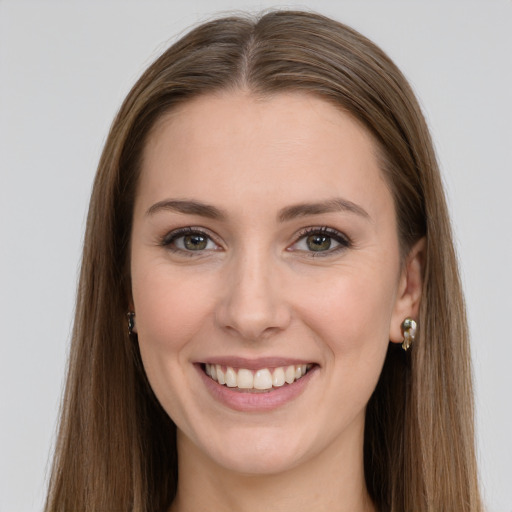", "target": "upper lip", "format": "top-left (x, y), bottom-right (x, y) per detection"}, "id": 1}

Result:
top-left (198, 356), bottom-right (316, 370)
